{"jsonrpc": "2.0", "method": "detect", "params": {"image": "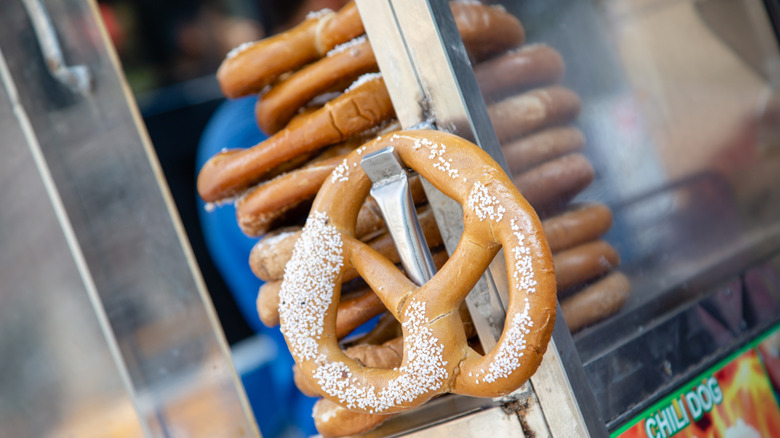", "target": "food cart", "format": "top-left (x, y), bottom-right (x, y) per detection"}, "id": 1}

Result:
top-left (1, 0), bottom-right (779, 436)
